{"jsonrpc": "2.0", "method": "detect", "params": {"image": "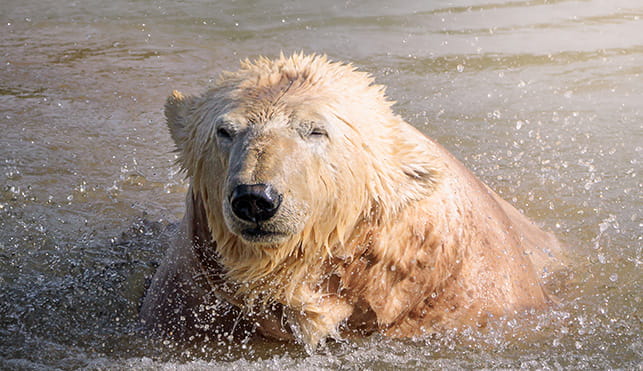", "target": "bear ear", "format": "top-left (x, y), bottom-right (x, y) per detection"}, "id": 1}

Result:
top-left (382, 127), bottom-right (443, 213)
top-left (165, 90), bottom-right (197, 152)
